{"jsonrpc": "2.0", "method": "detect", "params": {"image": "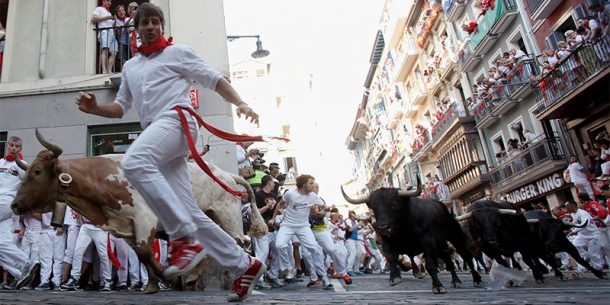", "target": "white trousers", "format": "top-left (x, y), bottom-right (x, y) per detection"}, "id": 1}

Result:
top-left (313, 229), bottom-right (347, 276)
top-left (345, 238), bottom-right (363, 273)
top-left (0, 209), bottom-right (29, 279)
top-left (63, 225), bottom-right (80, 264)
top-left (572, 233), bottom-right (604, 270)
top-left (275, 224), bottom-right (327, 281)
top-left (110, 235), bottom-right (131, 286)
top-left (39, 228), bottom-right (66, 286)
top-left (122, 112), bottom-right (249, 278)
top-left (70, 224), bottom-right (112, 282)
top-left (21, 227), bottom-right (41, 264)
top-left (597, 227), bottom-right (610, 265)
top-left (128, 246), bottom-right (149, 284)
